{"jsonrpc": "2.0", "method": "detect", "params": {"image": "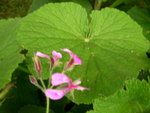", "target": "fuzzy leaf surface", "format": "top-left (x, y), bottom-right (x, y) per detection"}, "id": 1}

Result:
top-left (0, 18), bottom-right (24, 89)
top-left (18, 3), bottom-right (149, 103)
top-left (87, 79), bottom-right (150, 113)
